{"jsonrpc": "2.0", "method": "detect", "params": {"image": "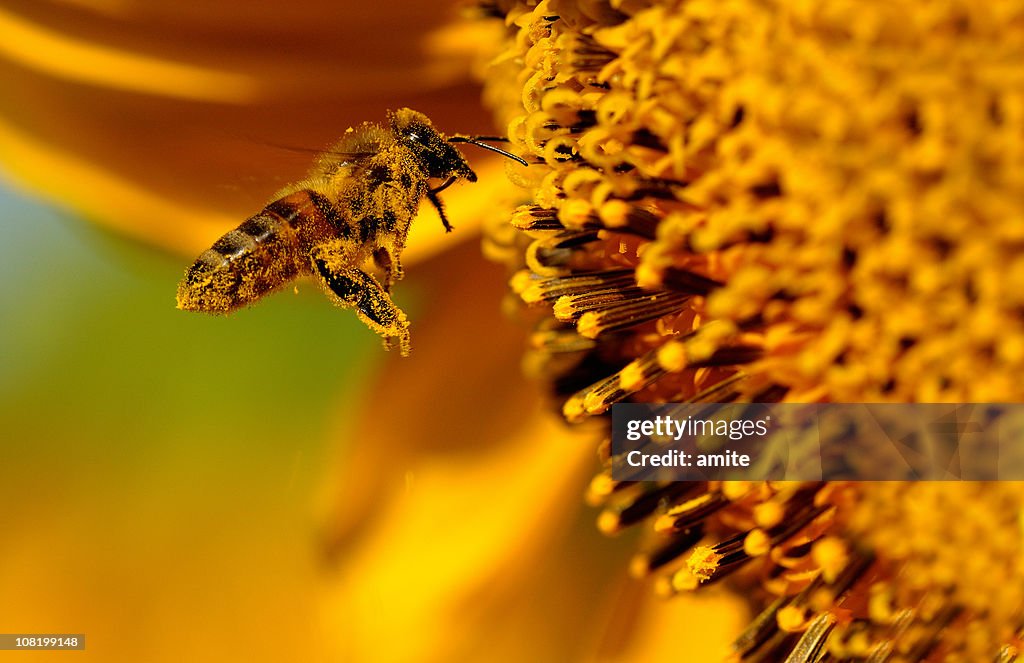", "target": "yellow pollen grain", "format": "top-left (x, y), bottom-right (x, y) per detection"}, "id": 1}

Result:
top-left (628, 554), bottom-right (651, 578)
top-left (843, 631), bottom-right (872, 657)
top-left (586, 473), bottom-right (615, 504)
top-left (867, 584), bottom-right (896, 624)
top-left (618, 361), bottom-right (647, 391)
top-left (744, 529), bottom-right (771, 557)
top-left (583, 390), bottom-right (611, 415)
top-left (653, 513), bottom-right (677, 534)
top-left (777, 605), bottom-right (809, 633)
top-left (753, 500), bottom-right (785, 529)
top-left (687, 545), bottom-right (721, 582)
top-left (562, 395), bottom-right (587, 423)
top-left (656, 340), bottom-right (688, 372)
top-left (654, 575), bottom-right (675, 597)
top-left (669, 567), bottom-right (700, 593)
top-left (635, 262), bottom-right (664, 288)
top-left (509, 270), bottom-right (535, 295)
top-left (668, 492), bottom-right (714, 516)
top-left (720, 481), bottom-right (753, 500)
top-left (576, 311), bottom-right (602, 339)
top-left (811, 536), bottom-right (849, 584)
top-left (558, 198), bottom-right (593, 228)
top-left (596, 510), bottom-right (622, 536)
top-left (552, 295), bottom-right (575, 321)
top-left (598, 199), bottom-right (631, 227)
